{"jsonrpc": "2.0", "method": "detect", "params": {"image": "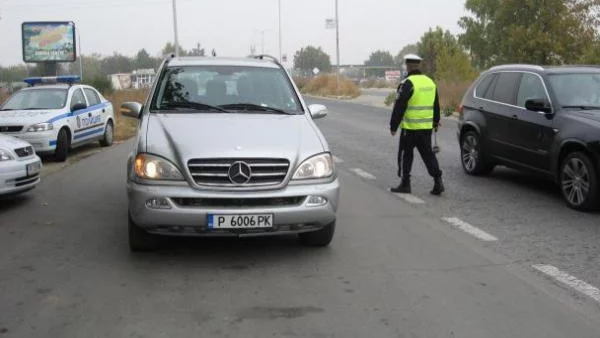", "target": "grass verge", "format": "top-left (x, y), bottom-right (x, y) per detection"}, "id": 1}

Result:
top-left (301, 74), bottom-right (361, 99)
top-left (105, 89), bottom-right (149, 141)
